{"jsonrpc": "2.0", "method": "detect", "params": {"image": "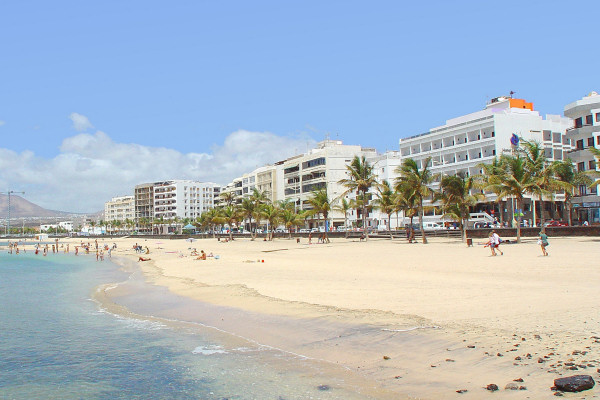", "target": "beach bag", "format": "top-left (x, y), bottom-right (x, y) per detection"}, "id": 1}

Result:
top-left (537, 239), bottom-right (542, 245)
